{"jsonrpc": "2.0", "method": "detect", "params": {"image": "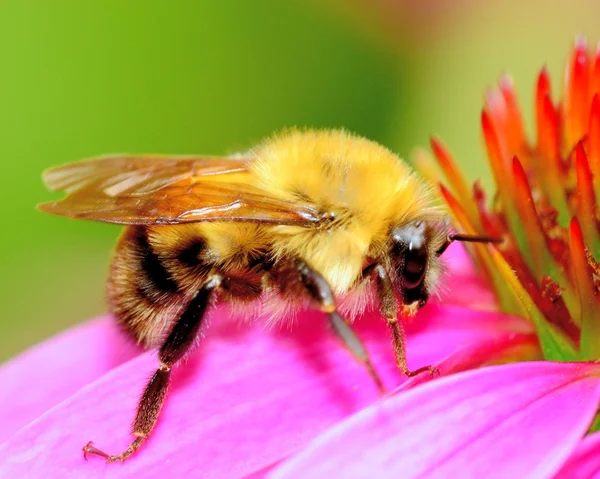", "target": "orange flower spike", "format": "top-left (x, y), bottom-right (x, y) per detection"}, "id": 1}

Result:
top-left (439, 184), bottom-right (510, 310)
top-left (430, 137), bottom-right (479, 225)
top-left (511, 156), bottom-right (554, 279)
top-left (573, 141), bottom-right (600, 249)
top-left (569, 218), bottom-right (600, 359)
top-left (588, 94), bottom-right (600, 180)
top-left (473, 181), bottom-right (506, 240)
top-left (481, 109), bottom-right (530, 250)
top-left (589, 44), bottom-right (600, 107)
top-left (485, 87), bottom-right (510, 155)
top-left (483, 96), bottom-right (510, 168)
top-left (536, 67), bottom-right (552, 110)
top-left (532, 70), bottom-right (571, 219)
top-left (535, 70), bottom-right (561, 172)
top-left (481, 110), bottom-right (511, 198)
top-left (412, 147), bottom-right (442, 186)
top-left (498, 75), bottom-right (528, 159)
top-left (438, 184), bottom-right (470, 232)
top-left (564, 38), bottom-right (590, 149)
